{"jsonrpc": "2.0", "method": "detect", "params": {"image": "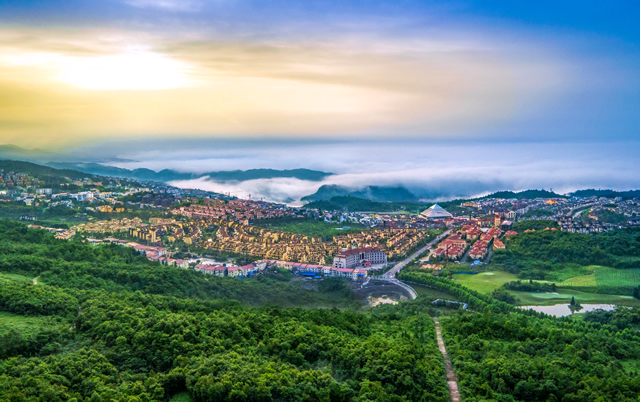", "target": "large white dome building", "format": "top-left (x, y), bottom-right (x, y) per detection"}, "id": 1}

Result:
top-left (420, 204), bottom-right (453, 219)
